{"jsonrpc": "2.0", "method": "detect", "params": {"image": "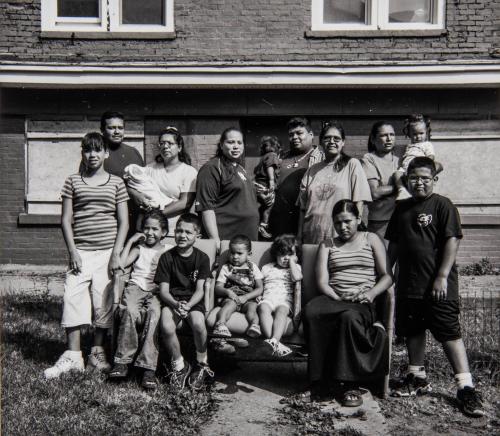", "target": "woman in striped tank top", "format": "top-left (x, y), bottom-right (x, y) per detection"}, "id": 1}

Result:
top-left (304, 200), bottom-right (393, 407)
